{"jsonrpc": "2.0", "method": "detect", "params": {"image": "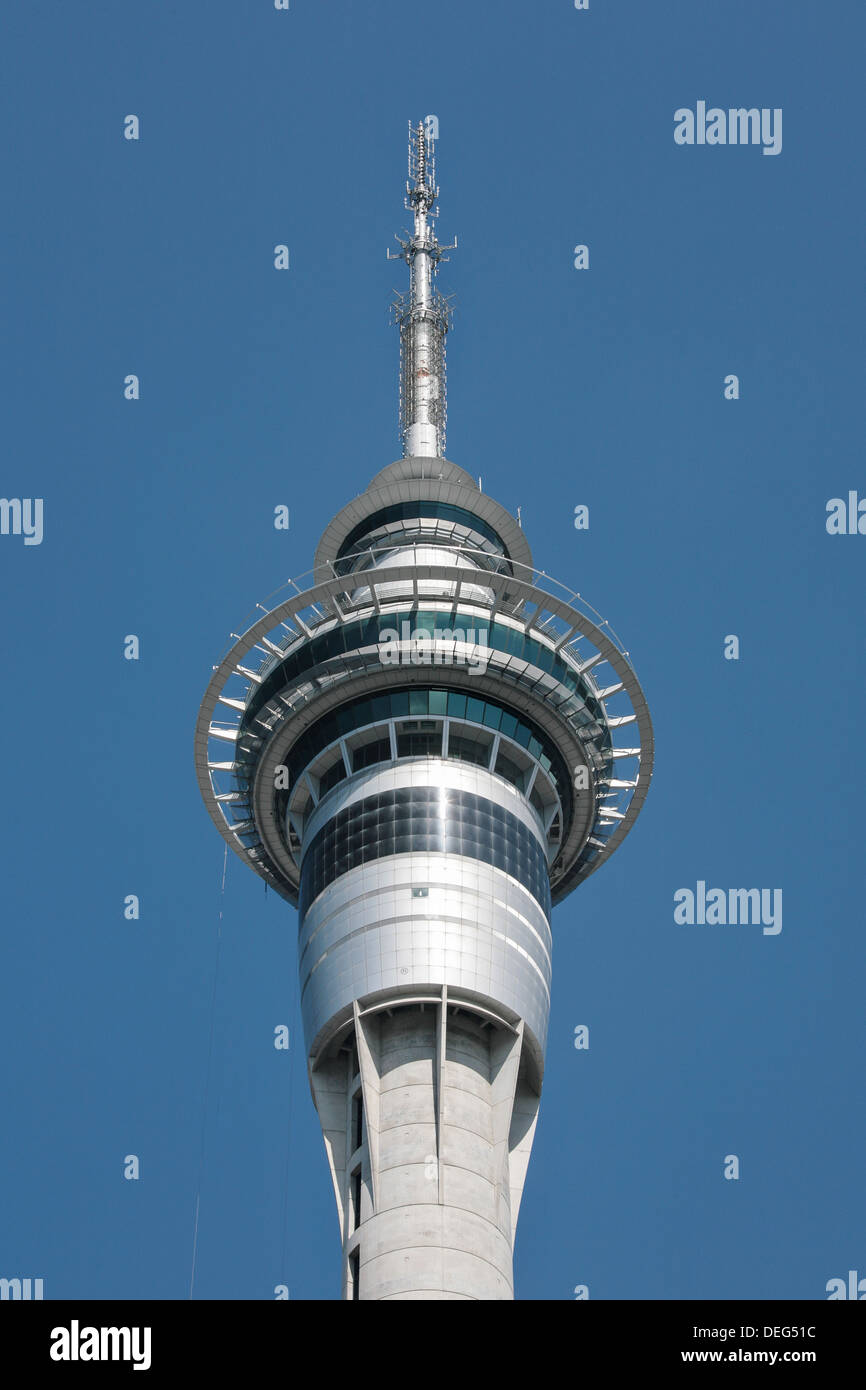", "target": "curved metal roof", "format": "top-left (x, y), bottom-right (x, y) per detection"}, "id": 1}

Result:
top-left (314, 456), bottom-right (533, 572)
